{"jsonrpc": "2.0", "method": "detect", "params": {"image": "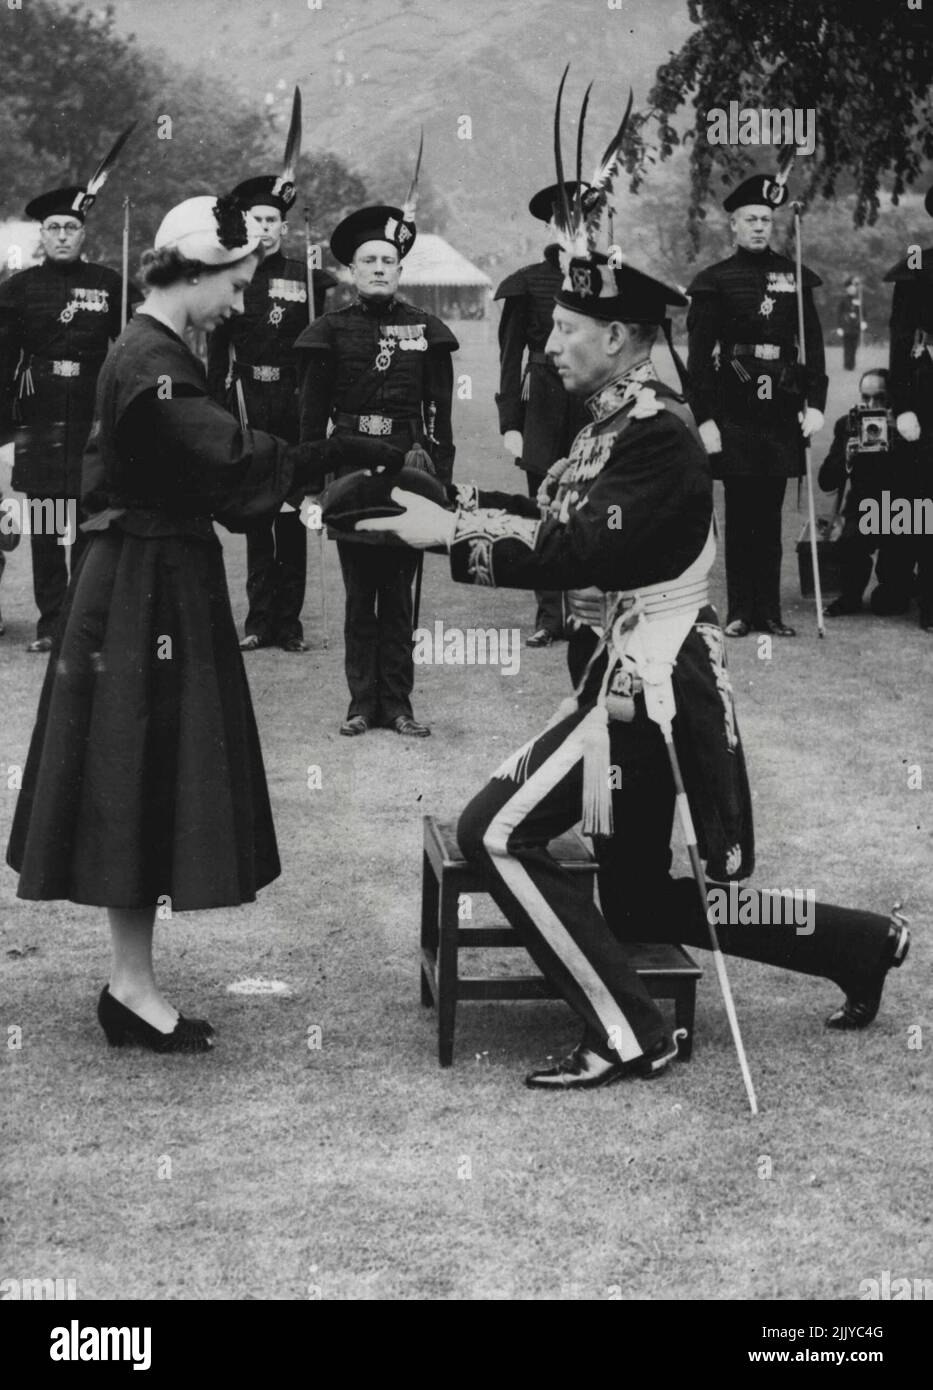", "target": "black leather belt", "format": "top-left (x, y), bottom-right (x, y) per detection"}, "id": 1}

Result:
top-left (731, 343), bottom-right (786, 361)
